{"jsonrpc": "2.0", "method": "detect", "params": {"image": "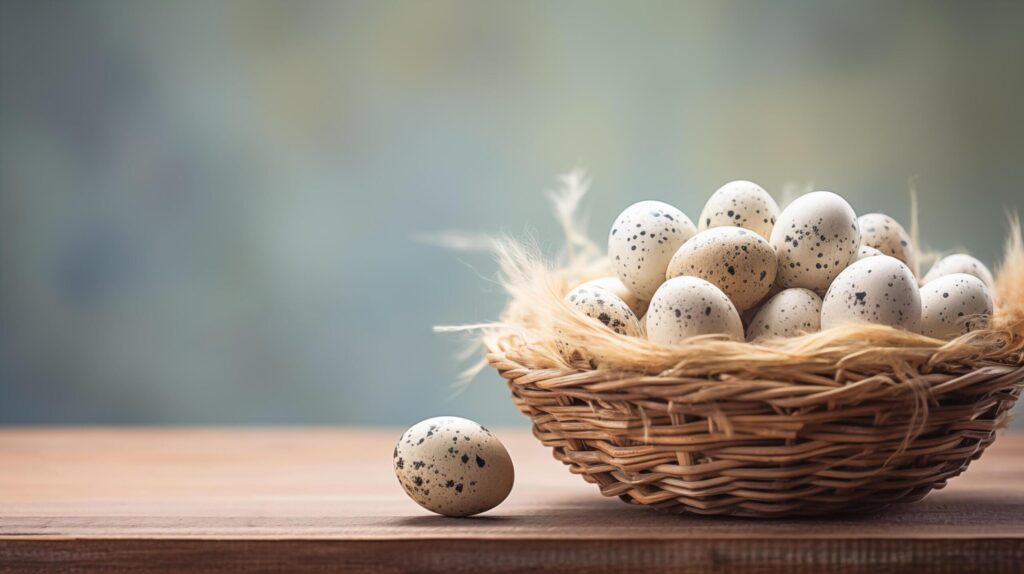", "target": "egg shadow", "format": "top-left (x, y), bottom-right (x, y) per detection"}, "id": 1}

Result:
top-left (392, 514), bottom-right (518, 527)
